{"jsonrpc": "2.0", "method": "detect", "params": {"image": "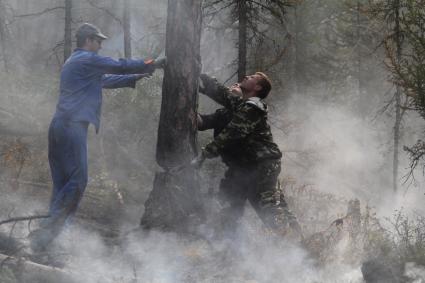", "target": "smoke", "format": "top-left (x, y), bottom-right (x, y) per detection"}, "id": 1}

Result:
top-left (405, 262), bottom-right (425, 282)
top-left (46, 217), bottom-right (365, 283)
top-left (272, 90), bottom-right (425, 216)
top-left (1, 0), bottom-right (425, 282)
